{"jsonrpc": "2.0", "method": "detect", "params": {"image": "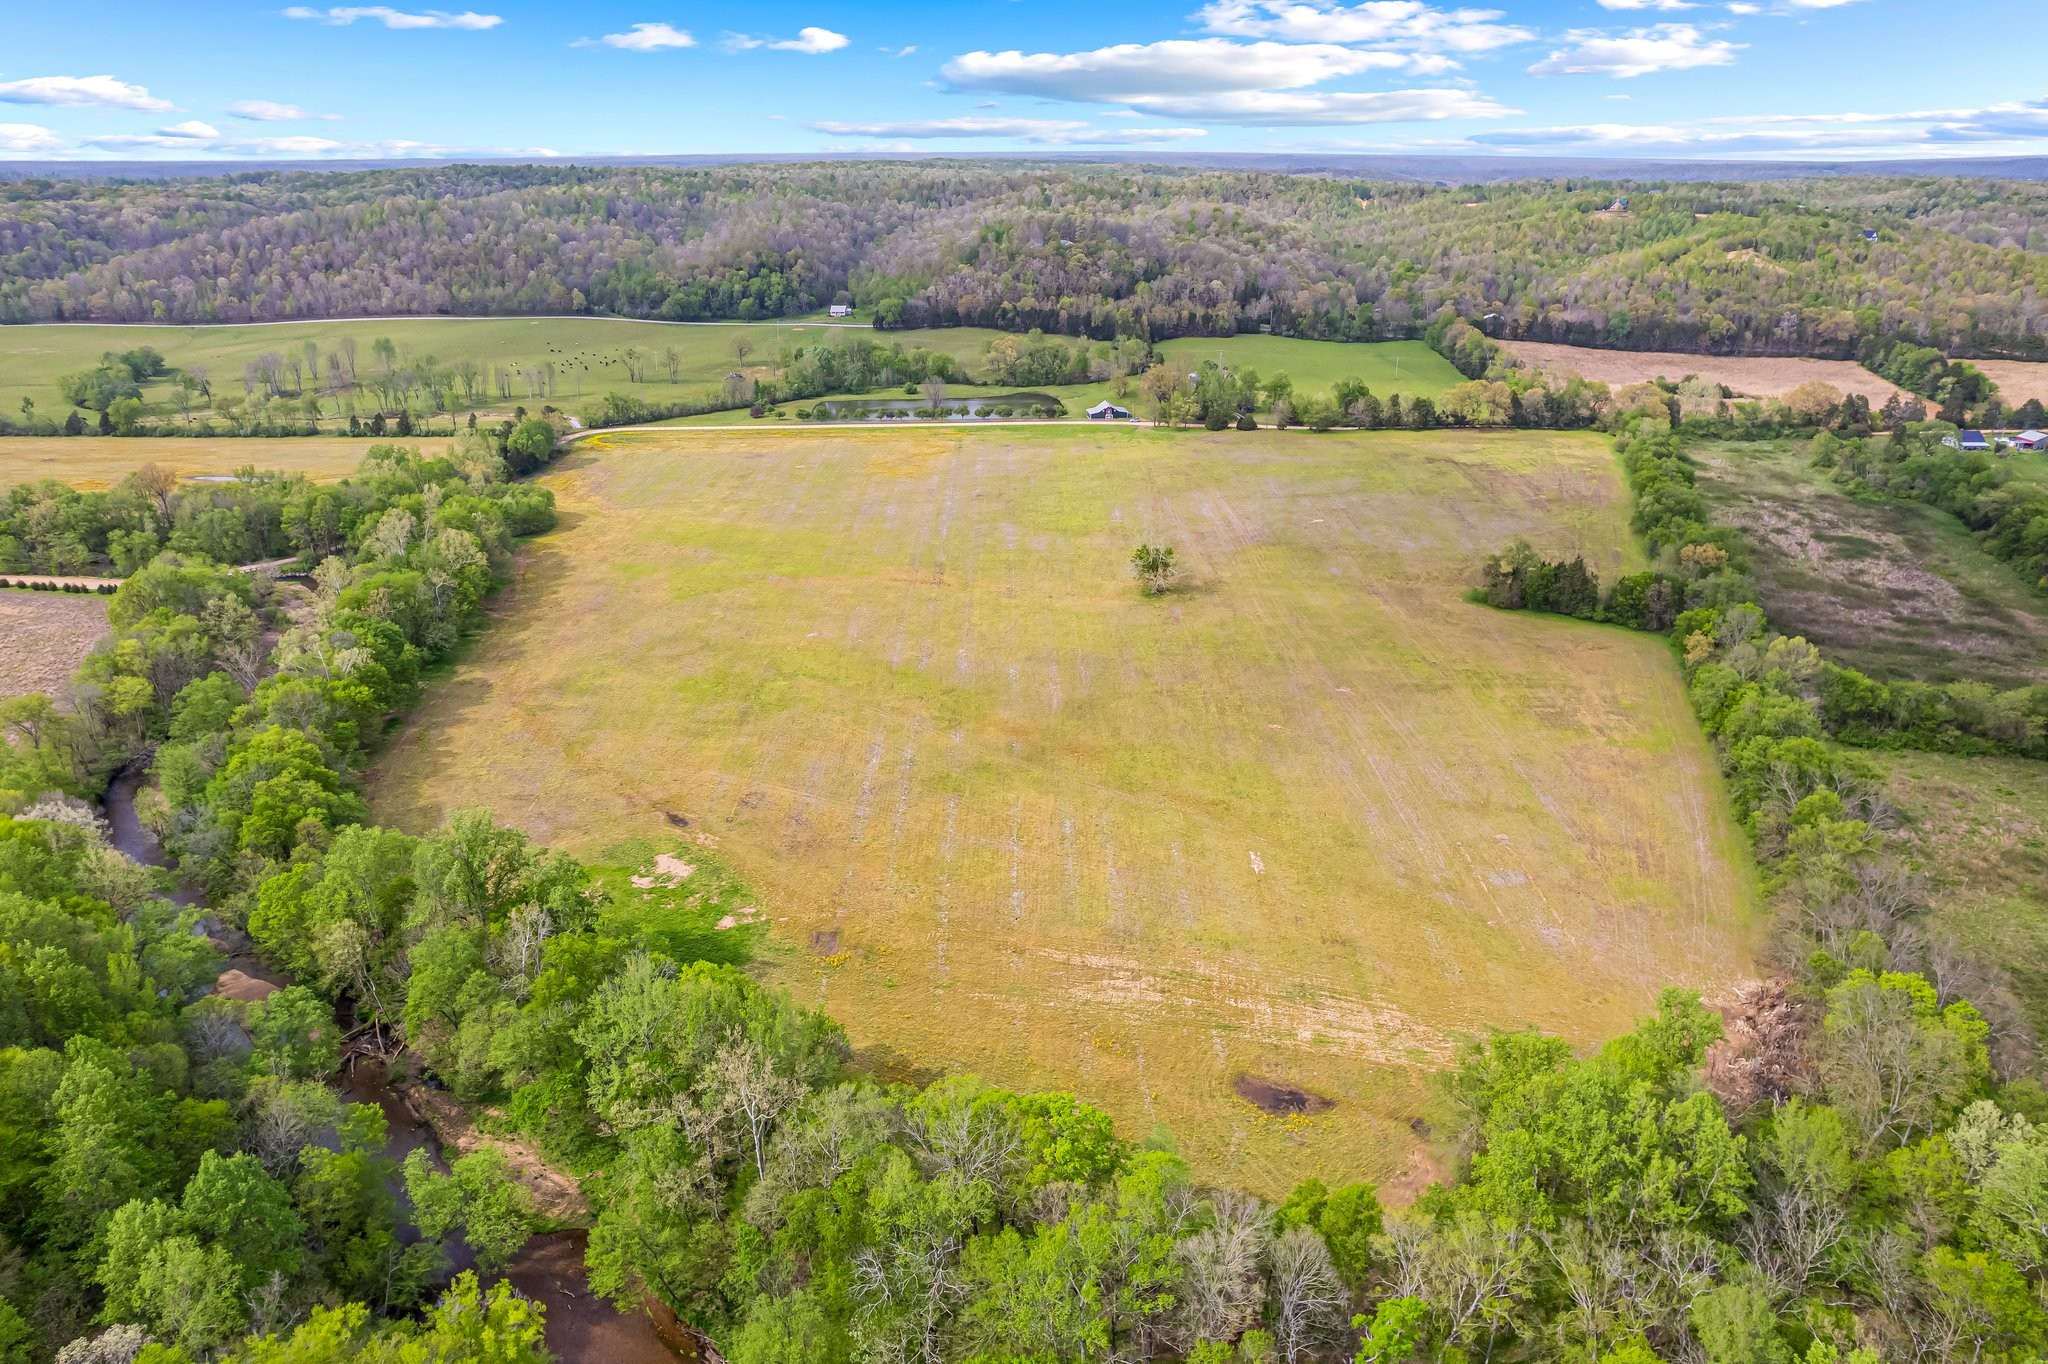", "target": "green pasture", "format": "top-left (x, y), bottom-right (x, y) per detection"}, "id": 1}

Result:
top-left (0, 320), bottom-right (1461, 435)
top-left (367, 423), bottom-right (1758, 1196)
